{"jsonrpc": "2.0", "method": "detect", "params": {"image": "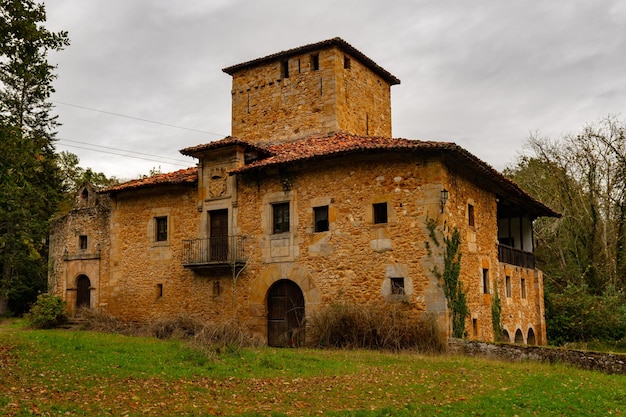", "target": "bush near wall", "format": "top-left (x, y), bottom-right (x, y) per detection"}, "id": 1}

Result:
top-left (306, 302), bottom-right (447, 353)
